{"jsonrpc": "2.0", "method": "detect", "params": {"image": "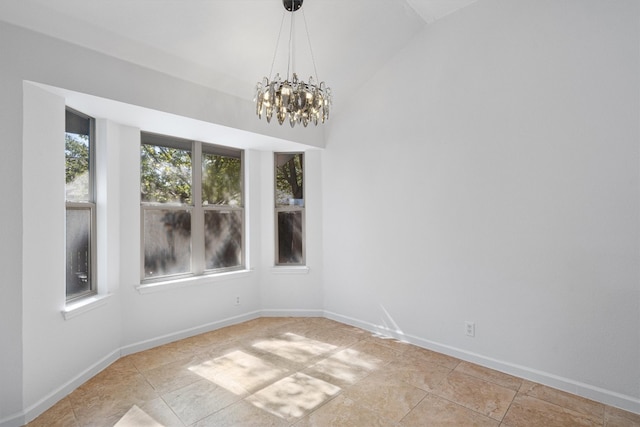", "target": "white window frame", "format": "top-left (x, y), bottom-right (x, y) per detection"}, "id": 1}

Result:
top-left (274, 152), bottom-right (306, 266)
top-left (140, 133), bottom-right (245, 283)
top-left (65, 107), bottom-right (97, 302)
